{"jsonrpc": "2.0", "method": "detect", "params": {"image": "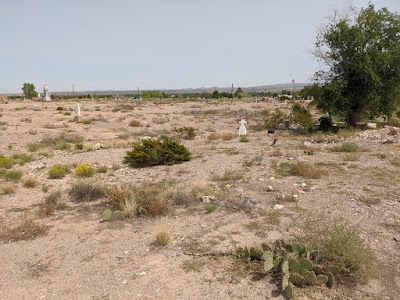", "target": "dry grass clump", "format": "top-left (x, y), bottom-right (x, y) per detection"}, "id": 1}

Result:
top-left (357, 195), bottom-right (381, 206)
top-left (166, 181), bottom-right (214, 207)
top-left (42, 131), bottom-right (84, 145)
top-left (104, 185), bottom-right (136, 218)
top-left (0, 217), bottom-right (48, 242)
top-left (95, 165), bottom-right (108, 173)
top-left (272, 161), bottom-right (322, 179)
top-left (128, 119), bottom-right (141, 127)
top-left (331, 143), bottom-right (359, 153)
top-left (155, 229), bottom-right (171, 246)
top-left (38, 190), bottom-right (68, 216)
top-left (12, 153), bottom-right (35, 165)
top-left (3, 169), bottom-right (23, 182)
top-left (152, 116), bottom-right (169, 124)
top-left (27, 142), bottom-right (44, 152)
top-left (221, 133), bottom-right (235, 141)
top-left (69, 180), bottom-right (105, 202)
top-left (0, 183), bottom-right (17, 194)
top-left (207, 133), bottom-right (221, 140)
top-left (295, 213), bottom-right (377, 283)
top-left (23, 176), bottom-right (38, 188)
top-left (212, 169), bottom-right (244, 182)
top-left (0, 155), bottom-right (15, 168)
